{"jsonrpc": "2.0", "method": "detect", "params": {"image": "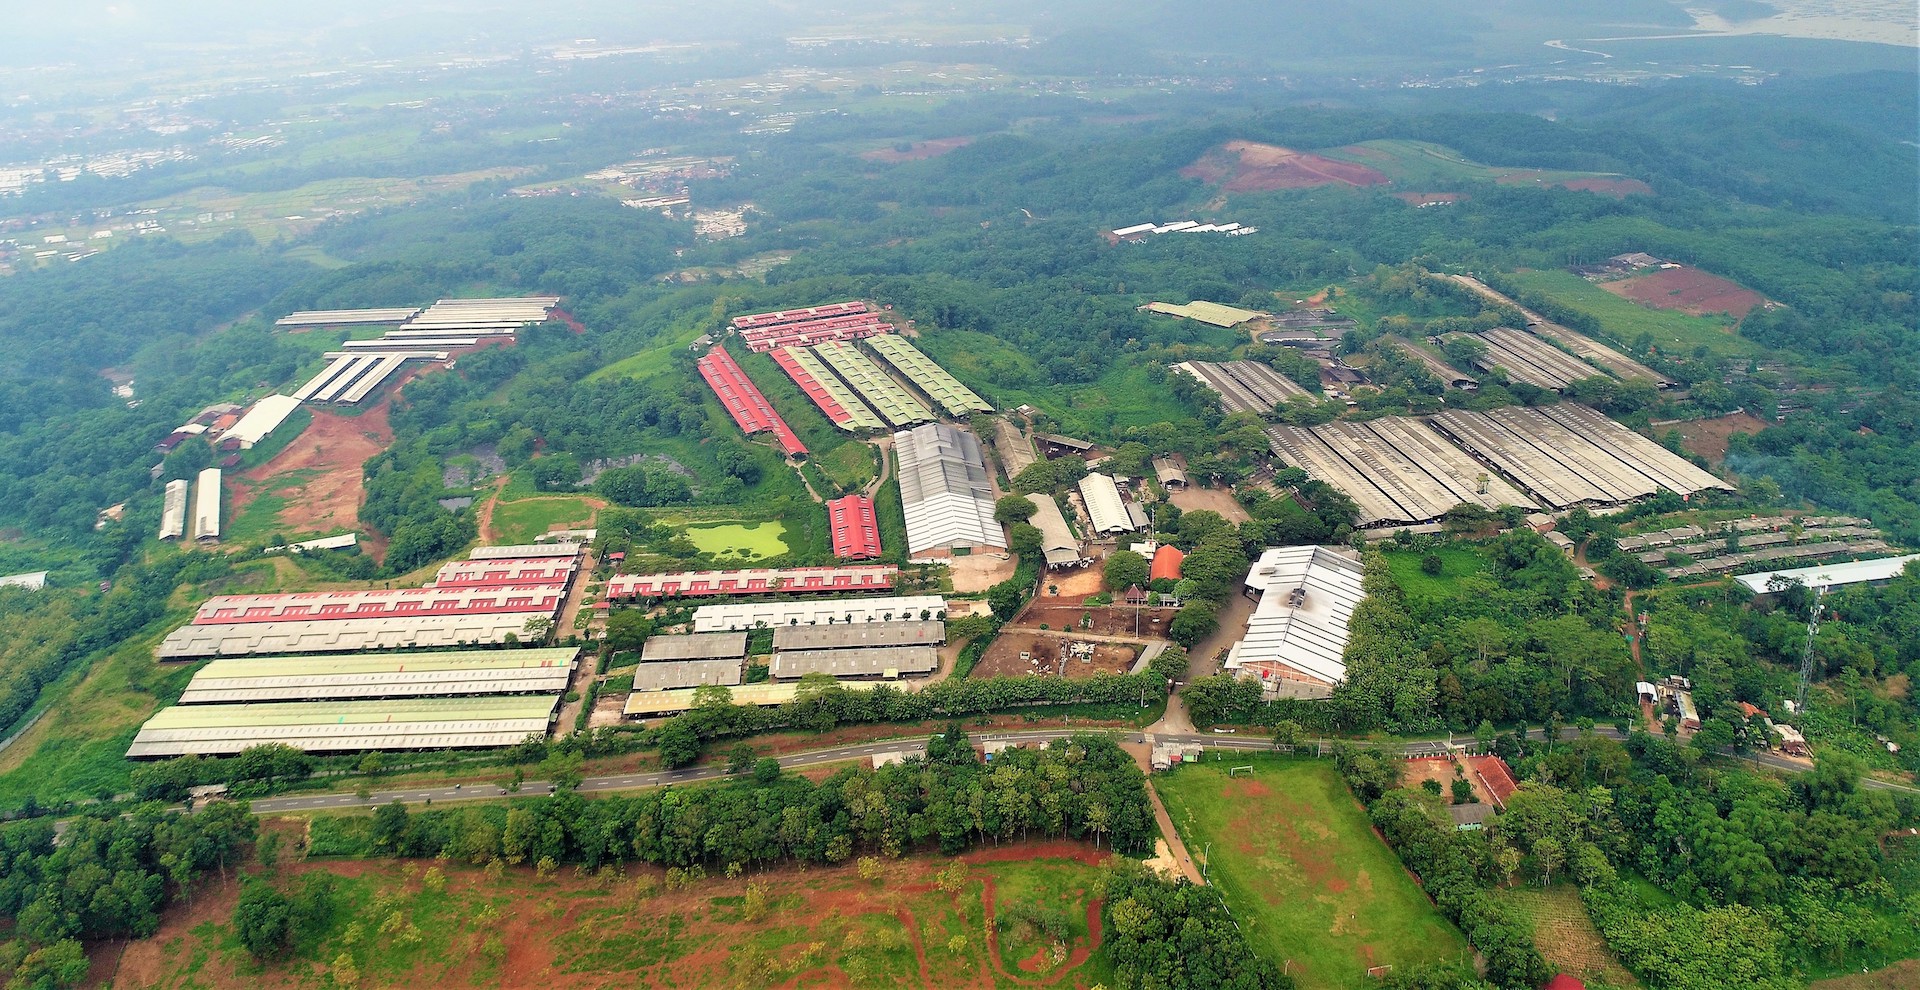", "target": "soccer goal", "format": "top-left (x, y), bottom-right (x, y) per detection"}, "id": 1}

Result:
top-left (1227, 765), bottom-right (1255, 777)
